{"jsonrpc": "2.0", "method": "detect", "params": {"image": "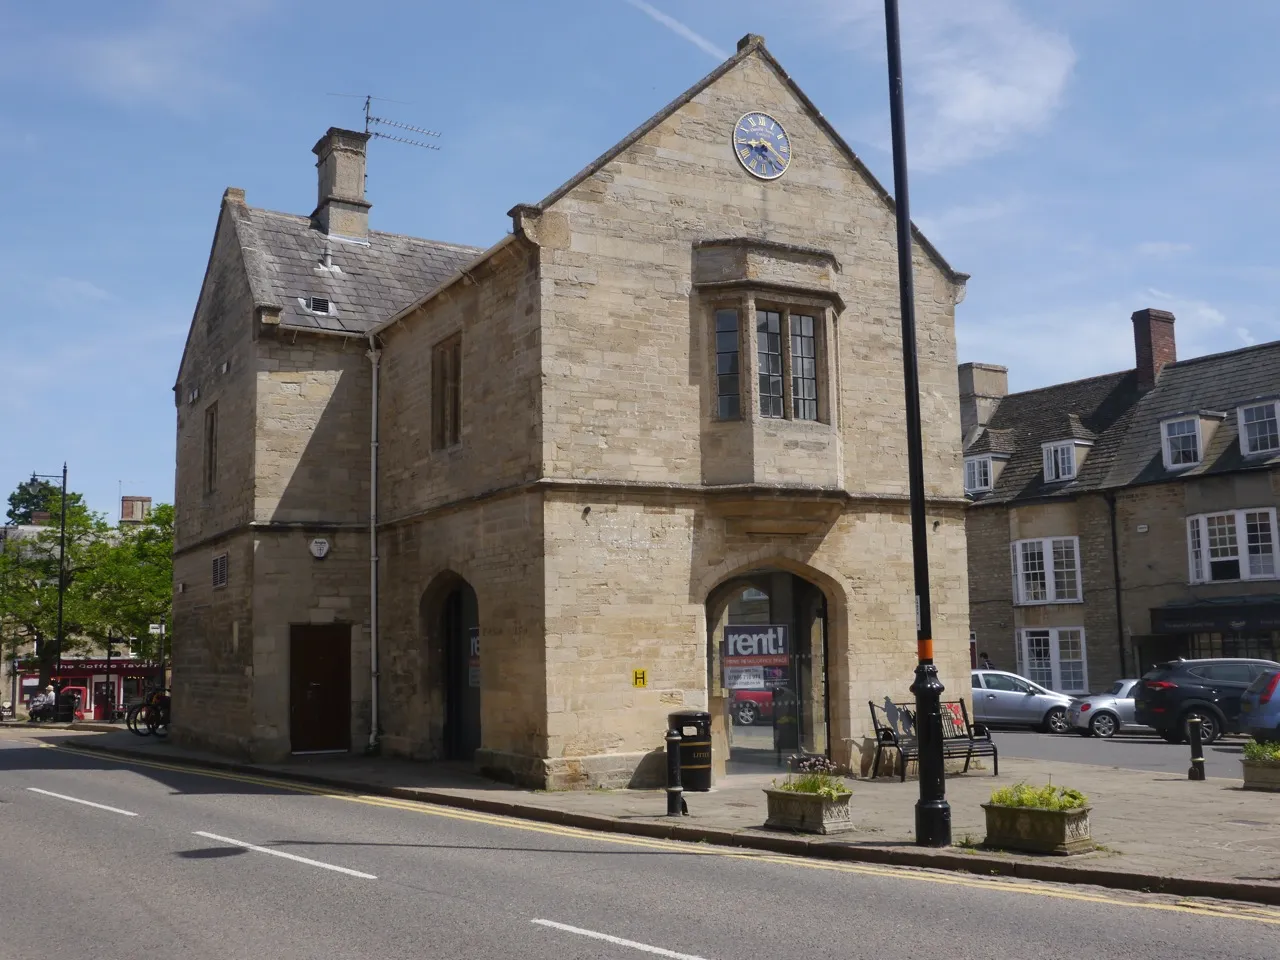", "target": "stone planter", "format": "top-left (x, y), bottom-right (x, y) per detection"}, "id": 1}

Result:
top-left (764, 788), bottom-right (854, 835)
top-left (1242, 760), bottom-right (1280, 792)
top-left (982, 803), bottom-right (1094, 855)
